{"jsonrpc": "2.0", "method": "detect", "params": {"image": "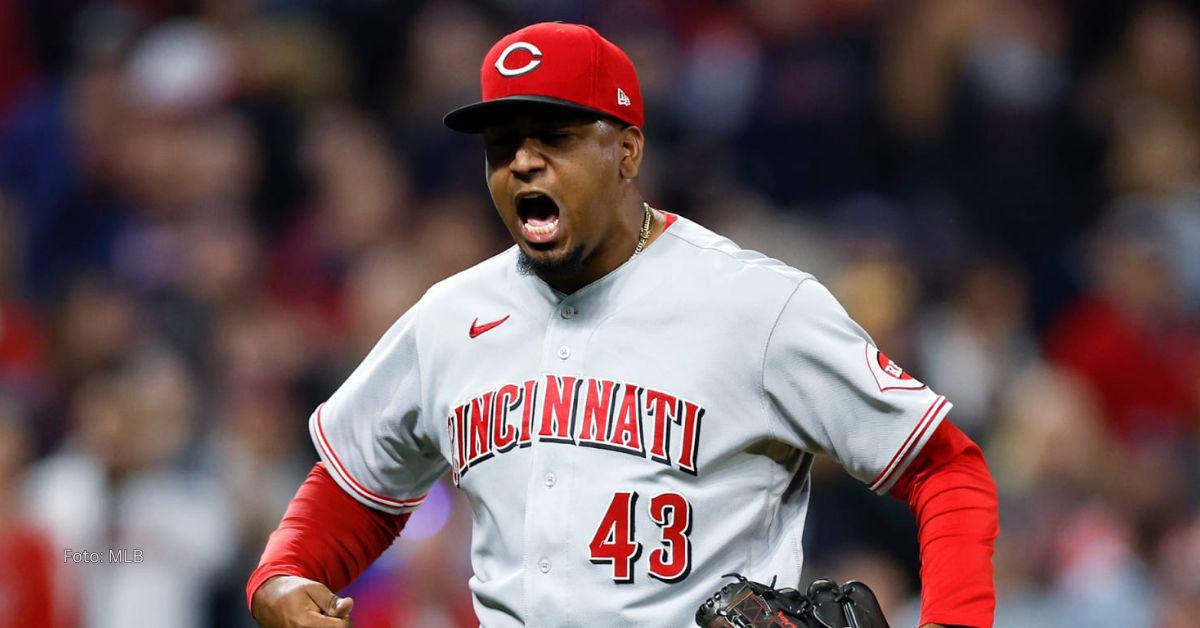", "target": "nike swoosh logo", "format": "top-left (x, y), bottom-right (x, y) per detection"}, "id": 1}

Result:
top-left (469, 315), bottom-right (510, 338)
